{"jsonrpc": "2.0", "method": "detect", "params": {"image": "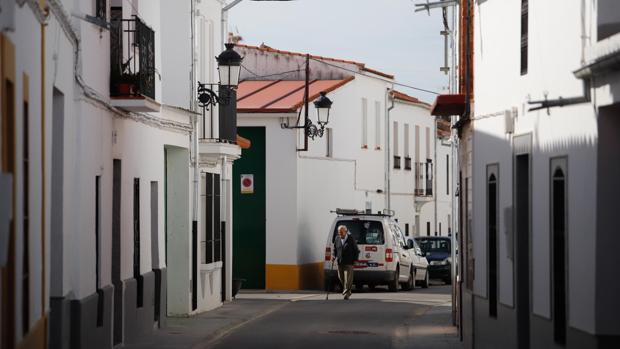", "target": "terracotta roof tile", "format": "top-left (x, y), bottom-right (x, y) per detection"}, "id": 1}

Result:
top-left (236, 44), bottom-right (394, 80)
top-left (237, 77), bottom-right (354, 113)
top-left (390, 90), bottom-right (430, 107)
